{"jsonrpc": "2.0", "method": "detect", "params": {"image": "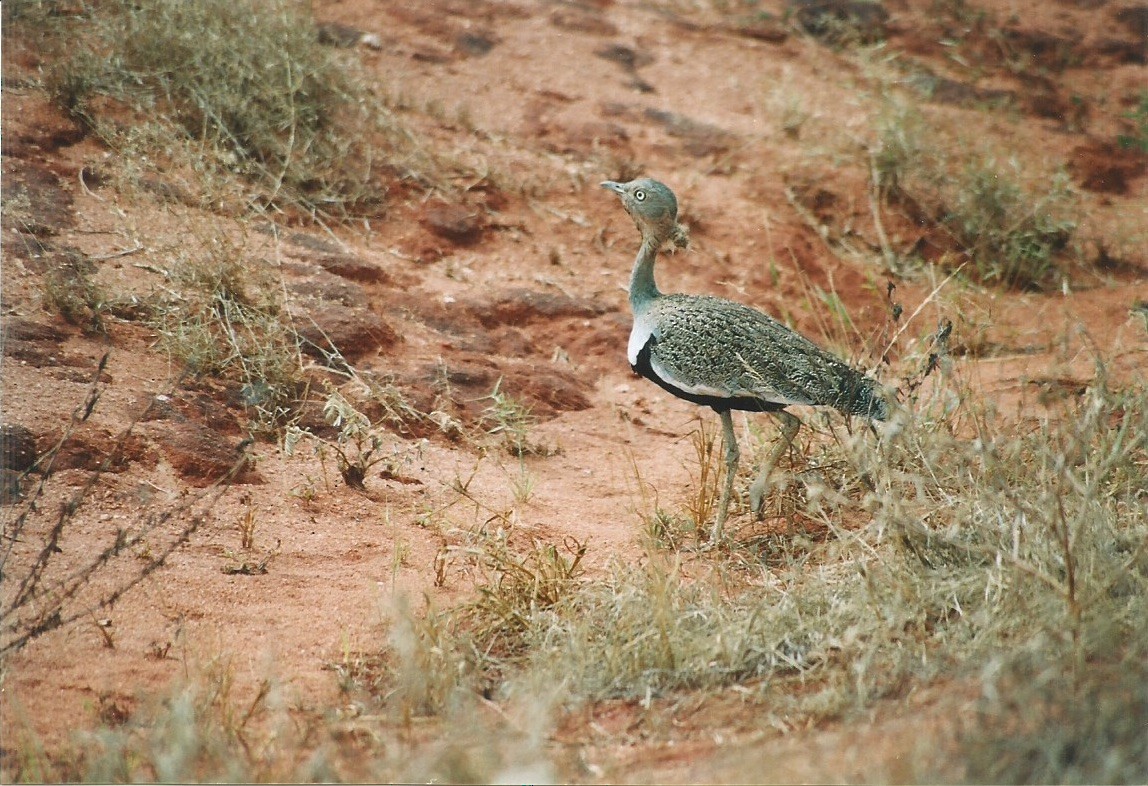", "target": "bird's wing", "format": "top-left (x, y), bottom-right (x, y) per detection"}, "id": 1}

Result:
top-left (645, 295), bottom-right (865, 409)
